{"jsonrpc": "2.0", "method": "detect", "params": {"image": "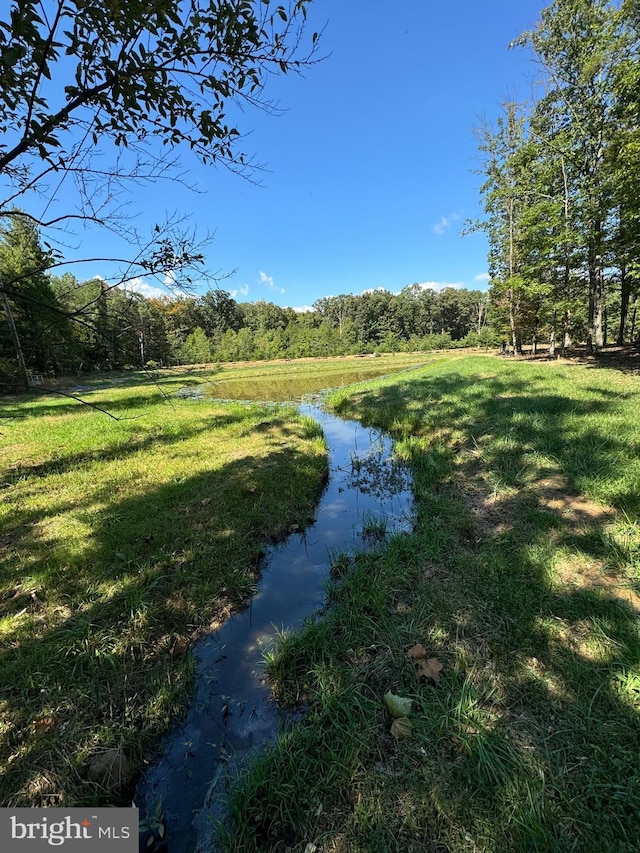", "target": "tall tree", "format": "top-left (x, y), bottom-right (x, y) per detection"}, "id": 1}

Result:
top-left (474, 102), bottom-right (532, 353)
top-left (0, 213), bottom-right (71, 387)
top-left (521, 0), bottom-right (626, 352)
top-left (609, 0), bottom-right (640, 343)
